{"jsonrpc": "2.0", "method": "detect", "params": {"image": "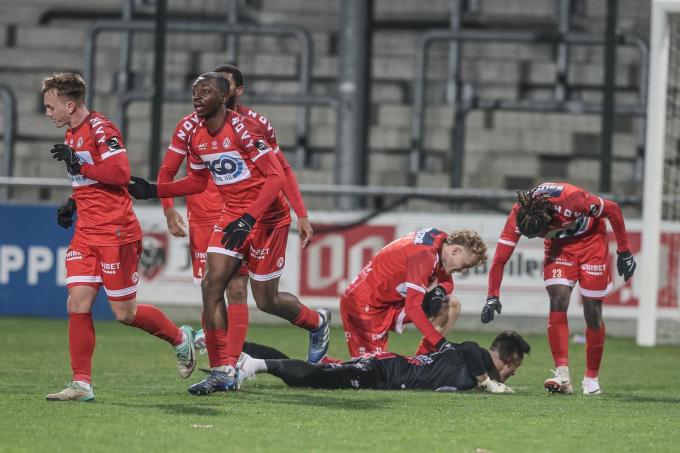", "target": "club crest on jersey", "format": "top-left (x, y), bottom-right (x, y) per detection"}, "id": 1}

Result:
top-left (106, 137), bottom-right (121, 151)
top-left (76, 137), bottom-right (83, 148)
top-left (201, 151), bottom-right (251, 185)
top-left (223, 137), bottom-right (231, 148)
